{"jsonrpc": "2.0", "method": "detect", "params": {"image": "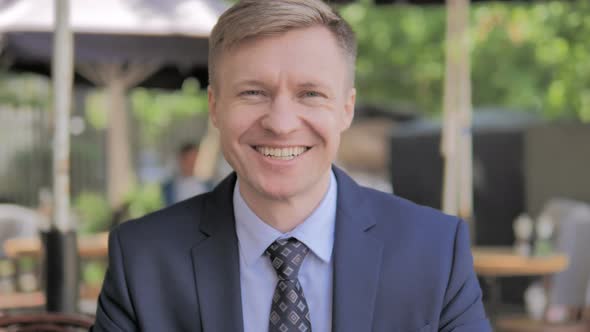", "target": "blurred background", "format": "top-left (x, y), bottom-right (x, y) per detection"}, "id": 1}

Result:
top-left (1, 0), bottom-right (590, 331)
